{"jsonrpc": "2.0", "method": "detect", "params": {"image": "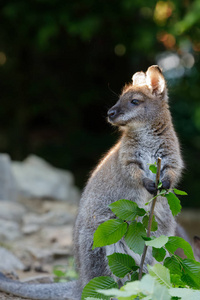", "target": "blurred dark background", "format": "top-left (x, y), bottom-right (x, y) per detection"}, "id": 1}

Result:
top-left (0, 0), bottom-right (200, 207)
